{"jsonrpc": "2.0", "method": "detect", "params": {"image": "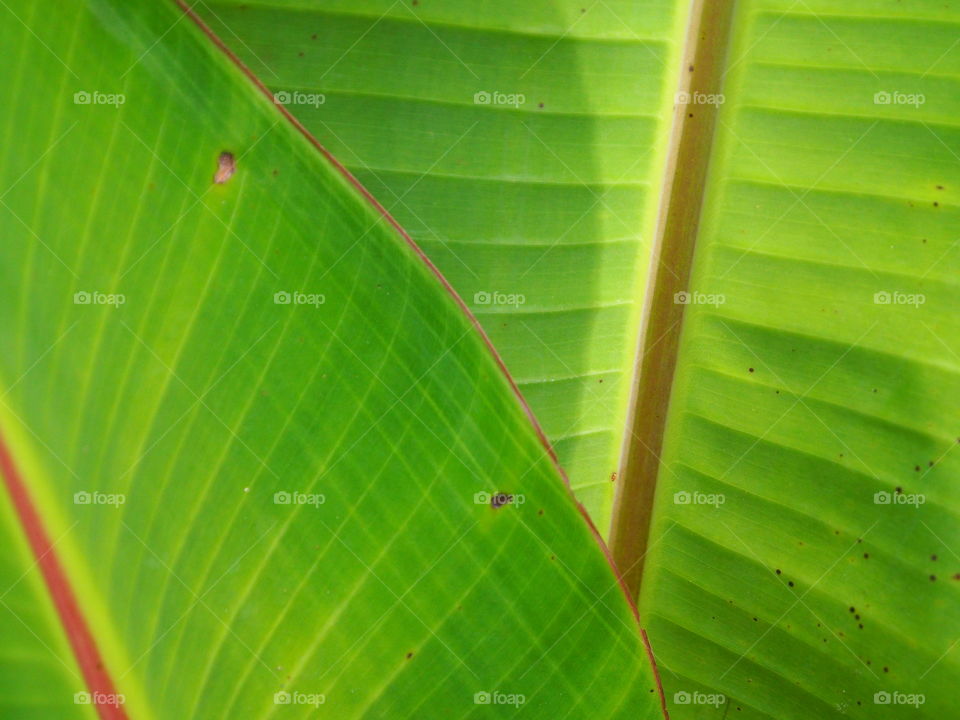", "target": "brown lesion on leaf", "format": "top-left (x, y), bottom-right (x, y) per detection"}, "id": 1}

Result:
top-left (214, 151), bottom-right (236, 184)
